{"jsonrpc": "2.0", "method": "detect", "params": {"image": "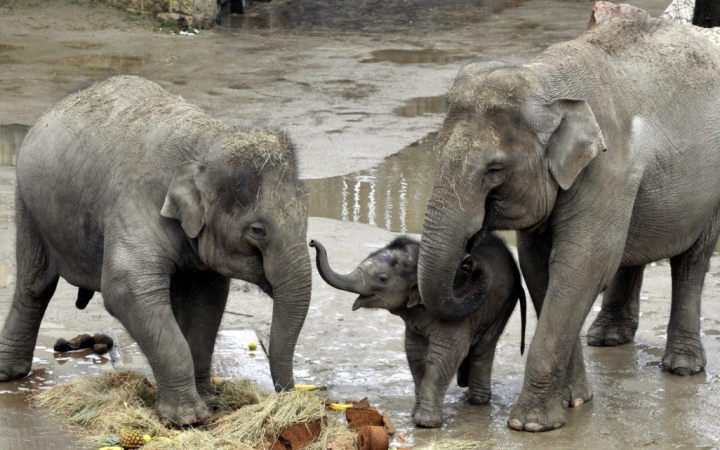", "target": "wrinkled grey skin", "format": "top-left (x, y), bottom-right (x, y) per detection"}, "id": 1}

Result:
top-left (310, 234), bottom-right (526, 428)
top-left (0, 76), bottom-right (312, 425)
top-left (417, 17), bottom-right (720, 432)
